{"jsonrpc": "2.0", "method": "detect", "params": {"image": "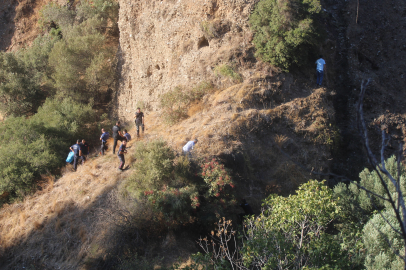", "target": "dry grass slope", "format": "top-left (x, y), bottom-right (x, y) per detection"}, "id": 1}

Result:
top-left (0, 74), bottom-right (336, 269)
top-left (0, 136), bottom-right (135, 269)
